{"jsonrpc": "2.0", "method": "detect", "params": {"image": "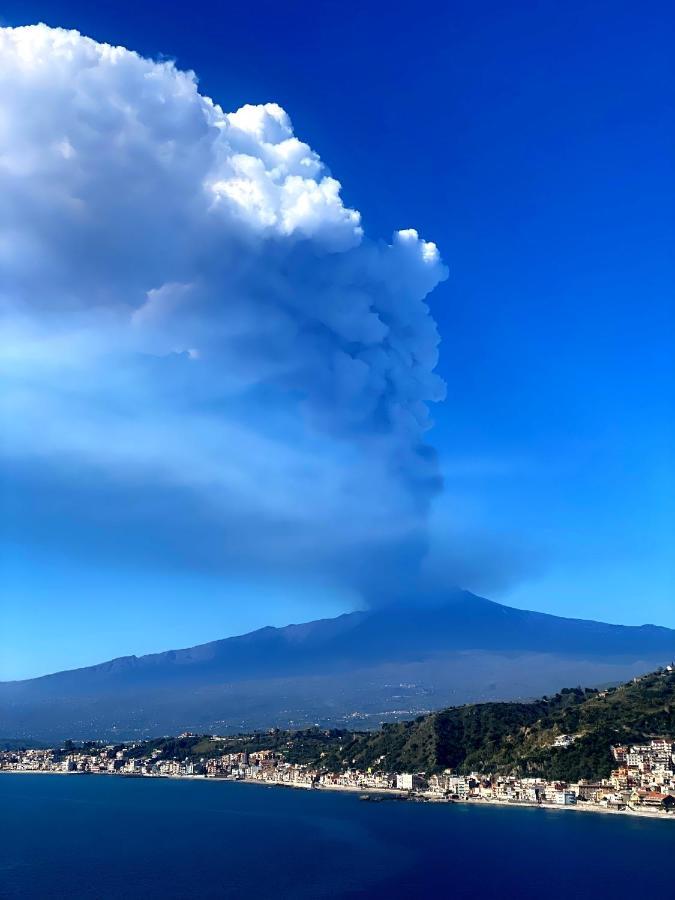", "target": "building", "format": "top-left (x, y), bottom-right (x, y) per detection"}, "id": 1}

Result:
top-left (396, 773), bottom-right (426, 791)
